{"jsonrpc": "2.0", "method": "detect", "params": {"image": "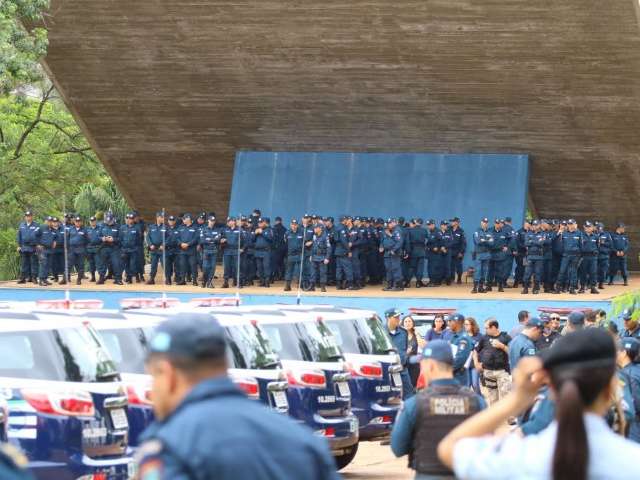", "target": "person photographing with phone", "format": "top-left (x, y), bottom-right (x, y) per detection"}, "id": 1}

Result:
top-left (437, 328), bottom-right (640, 480)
